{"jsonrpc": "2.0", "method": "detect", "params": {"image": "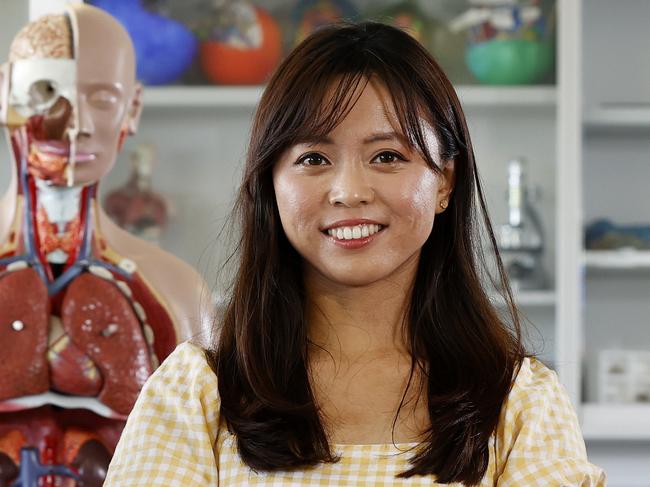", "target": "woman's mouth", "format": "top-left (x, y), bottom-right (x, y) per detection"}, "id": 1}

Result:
top-left (322, 223), bottom-right (387, 249)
